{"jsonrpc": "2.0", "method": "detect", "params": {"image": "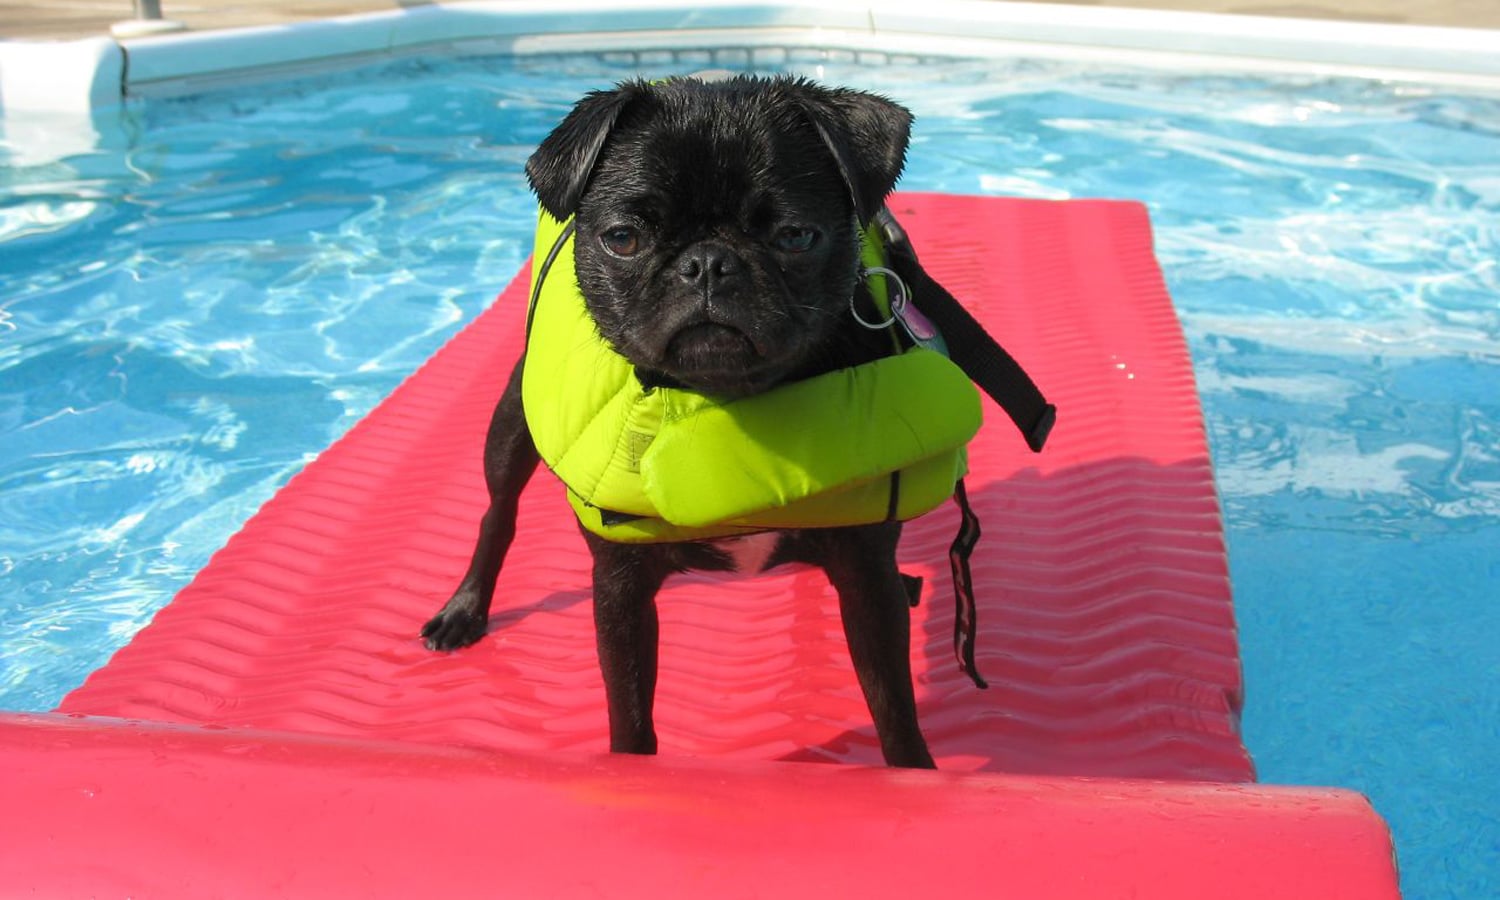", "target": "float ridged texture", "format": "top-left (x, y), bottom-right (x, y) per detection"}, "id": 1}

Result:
top-left (60, 194), bottom-right (1250, 780)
